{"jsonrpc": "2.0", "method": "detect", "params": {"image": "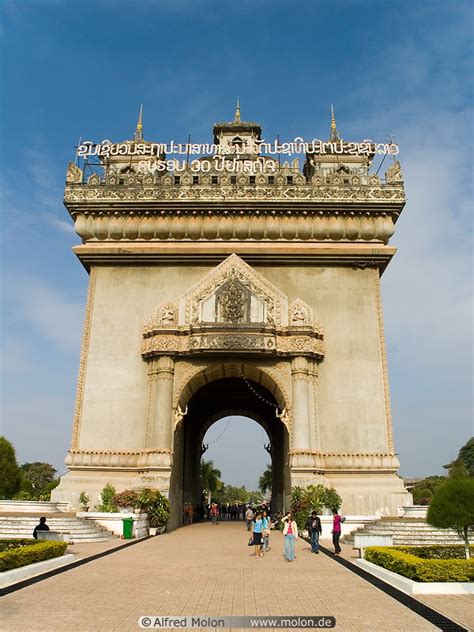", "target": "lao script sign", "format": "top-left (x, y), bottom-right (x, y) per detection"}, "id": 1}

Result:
top-left (77, 137), bottom-right (399, 159)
